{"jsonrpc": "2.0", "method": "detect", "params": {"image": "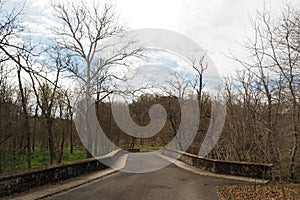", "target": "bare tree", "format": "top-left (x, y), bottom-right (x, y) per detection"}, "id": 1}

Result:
top-left (0, 1), bottom-right (35, 169)
top-left (190, 53), bottom-right (208, 108)
top-left (28, 47), bottom-right (68, 164)
top-left (188, 53), bottom-right (208, 154)
top-left (251, 5), bottom-right (300, 181)
top-left (0, 62), bottom-right (15, 172)
top-left (230, 4), bottom-right (300, 181)
top-left (53, 0), bottom-right (142, 157)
